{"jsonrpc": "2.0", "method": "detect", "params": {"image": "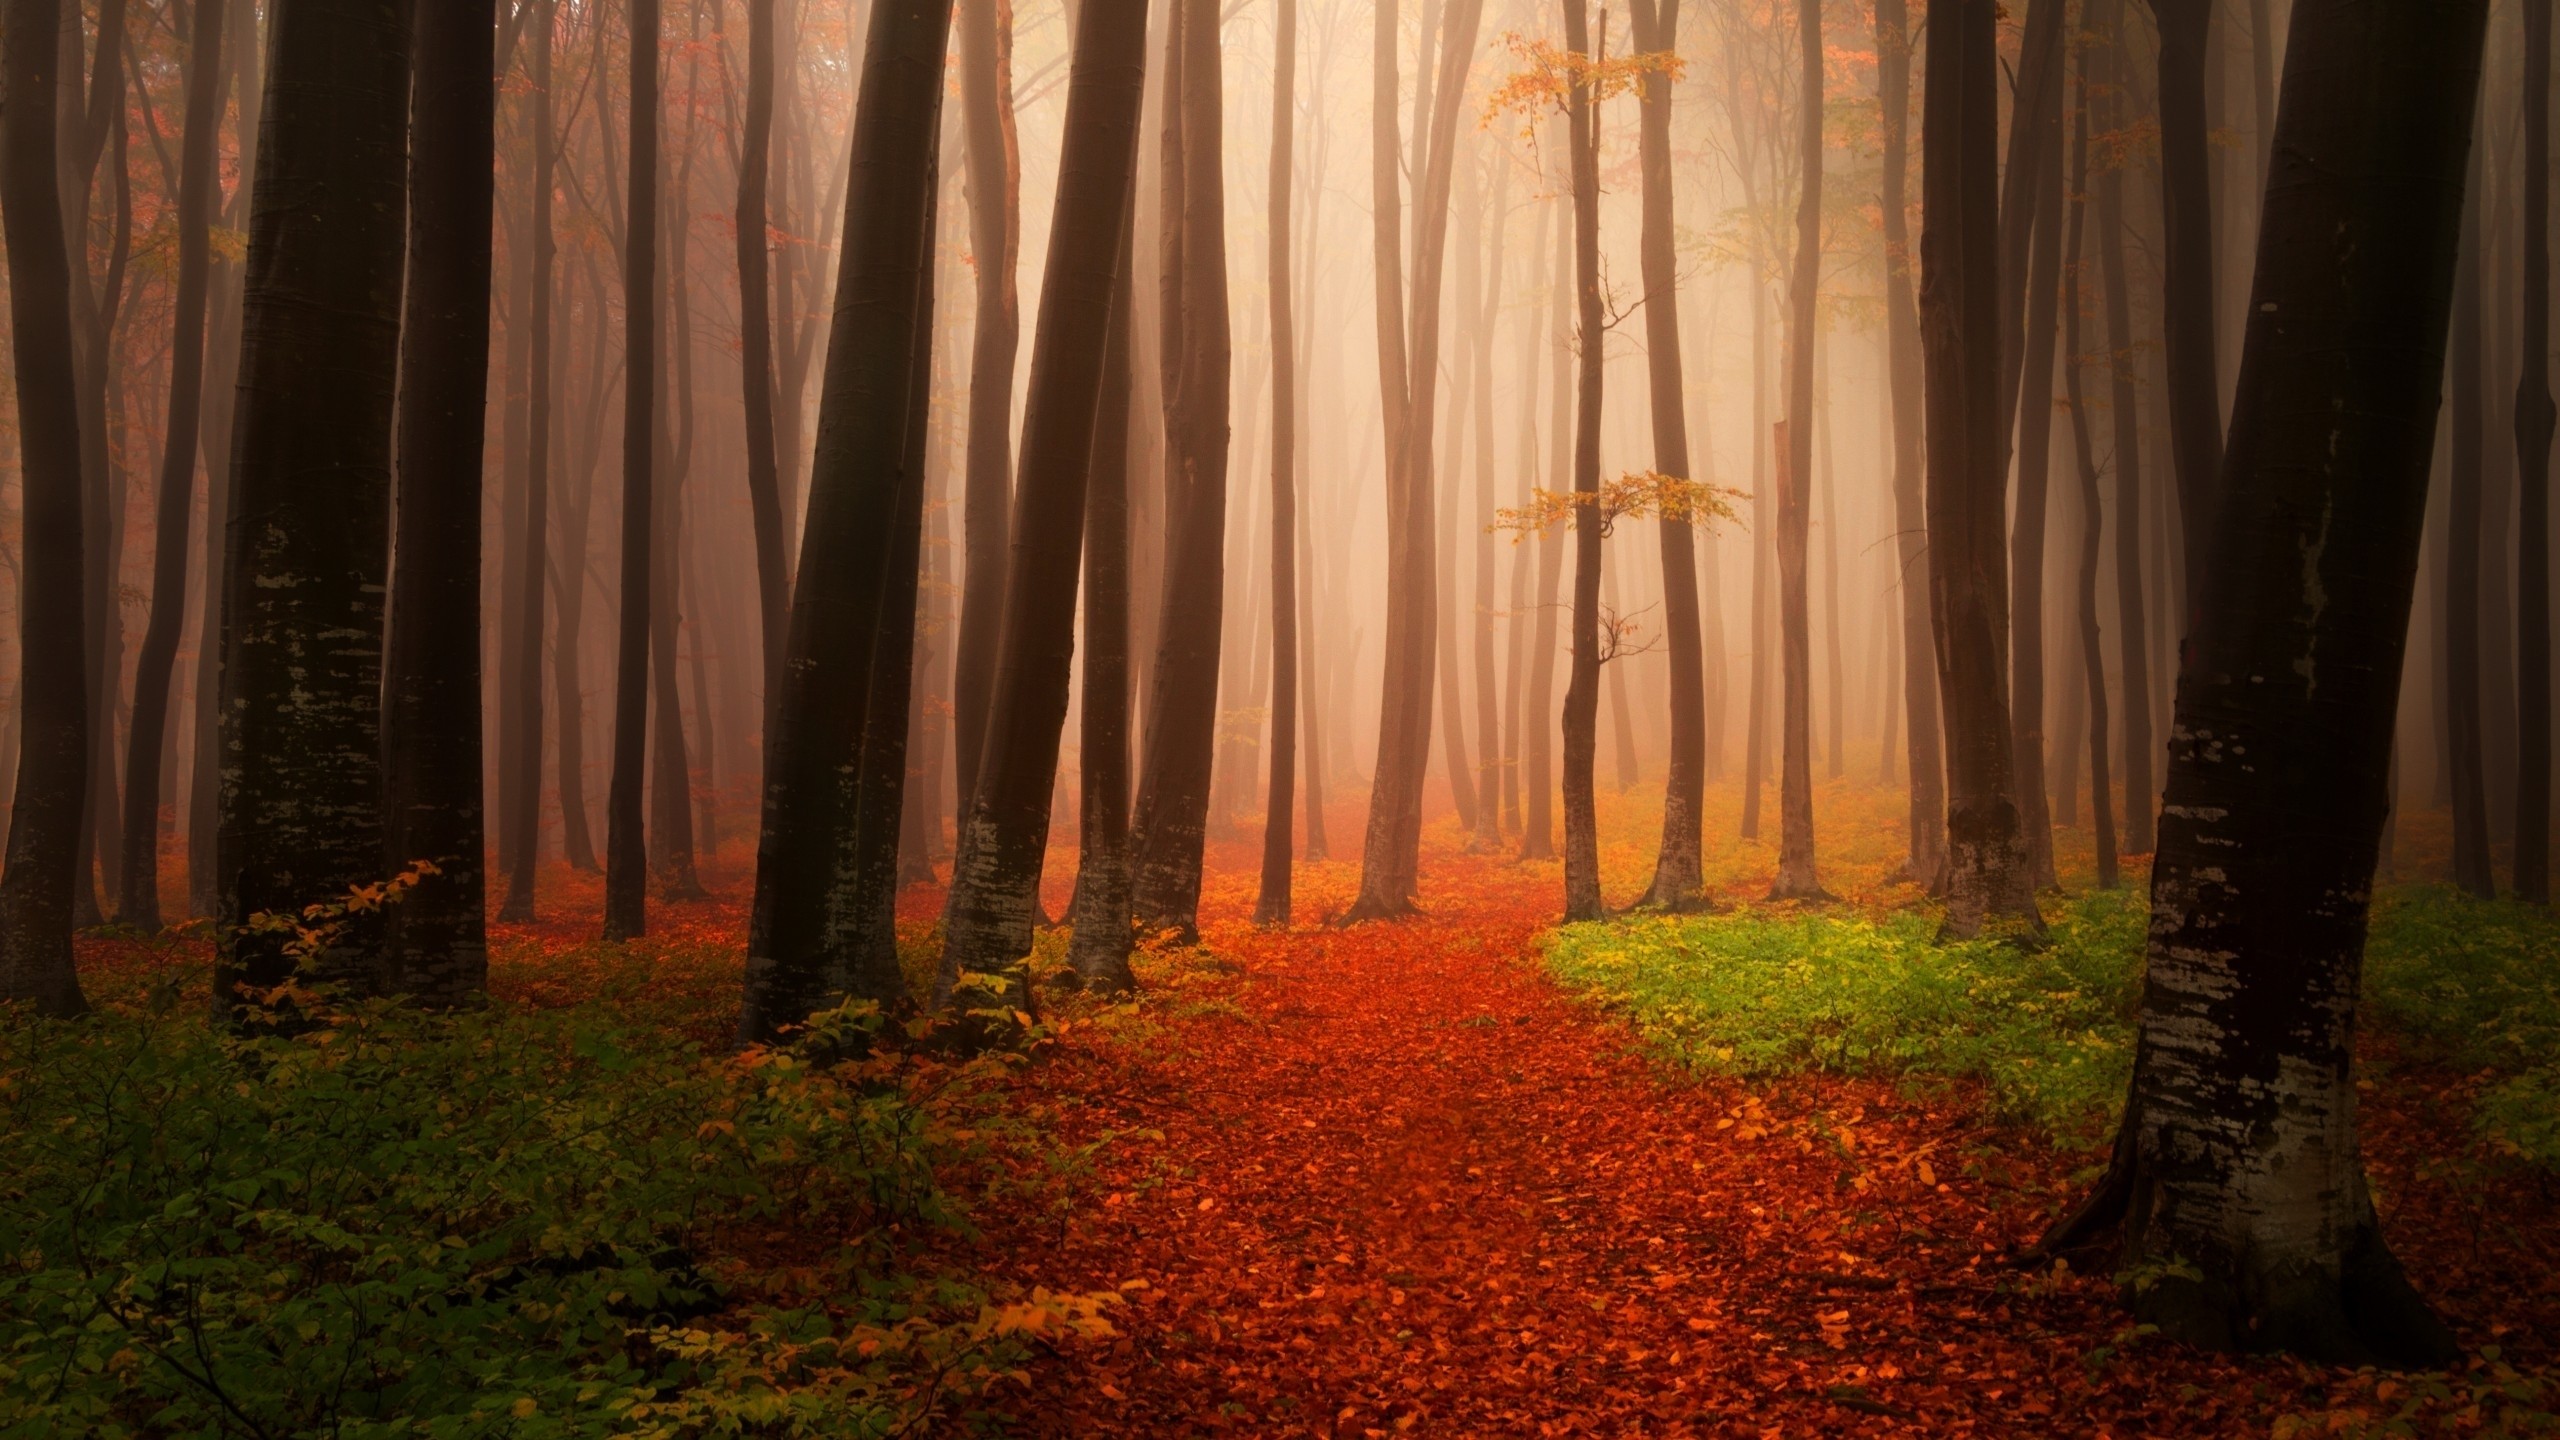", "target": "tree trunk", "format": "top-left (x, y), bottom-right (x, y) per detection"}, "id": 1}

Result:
top-left (2148, 0), bottom-right (2227, 620)
top-left (116, 0), bottom-right (225, 932)
top-left (1129, 0), bottom-right (1235, 941)
top-left (739, 0), bottom-right (790, 715)
top-left (2093, 0), bottom-right (2158, 856)
top-left (939, 0), bottom-right (1154, 1001)
top-left (2041, 0), bottom-right (2486, 1362)
top-left (382, 0), bottom-right (496, 1005)
top-left (2515, 0), bottom-right (2554, 905)
top-left (2063, 50), bottom-right (2120, 891)
top-left (68, 0), bottom-right (132, 930)
top-left (1521, 180), bottom-right (1568, 865)
top-left (554, 255), bottom-right (611, 875)
top-left (952, 0), bottom-right (1021, 821)
top-left (2446, 127), bottom-right (2497, 899)
top-left (1073, 212), bottom-right (1142, 990)
top-left (2009, 89), bottom-right (2066, 893)
top-left (1468, 149), bottom-right (1510, 854)
top-left (1921, 0), bottom-right (2043, 940)
top-left (648, 89), bottom-right (704, 901)
top-left (0, 0), bottom-right (92, 1015)
top-left (740, 0), bottom-right (953, 1043)
top-left (1771, 0), bottom-right (1826, 903)
top-left (1819, 344), bottom-right (1845, 781)
top-left (500, 0), bottom-right (557, 923)
top-left (1627, 0), bottom-right (1706, 908)
top-left (1257, 0), bottom-right (1299, 924)
top-left (603, 0), bottom-right (661, 941)
top-left (213, 0), bottom-right (413, 1009)
top-left (1740, 274), bottom-right (1771, 843)
top-left (1559, 0), bottom-right (1605, 923)
top-left (1874, 0), bottom-right (1946, 887)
